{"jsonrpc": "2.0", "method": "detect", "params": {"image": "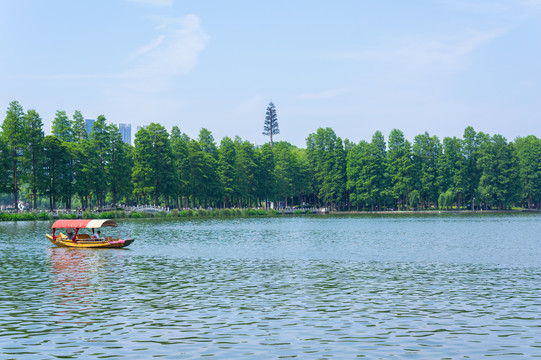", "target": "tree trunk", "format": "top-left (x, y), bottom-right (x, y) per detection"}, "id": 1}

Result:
top-left (12, 159), bottom-right (18, 210)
